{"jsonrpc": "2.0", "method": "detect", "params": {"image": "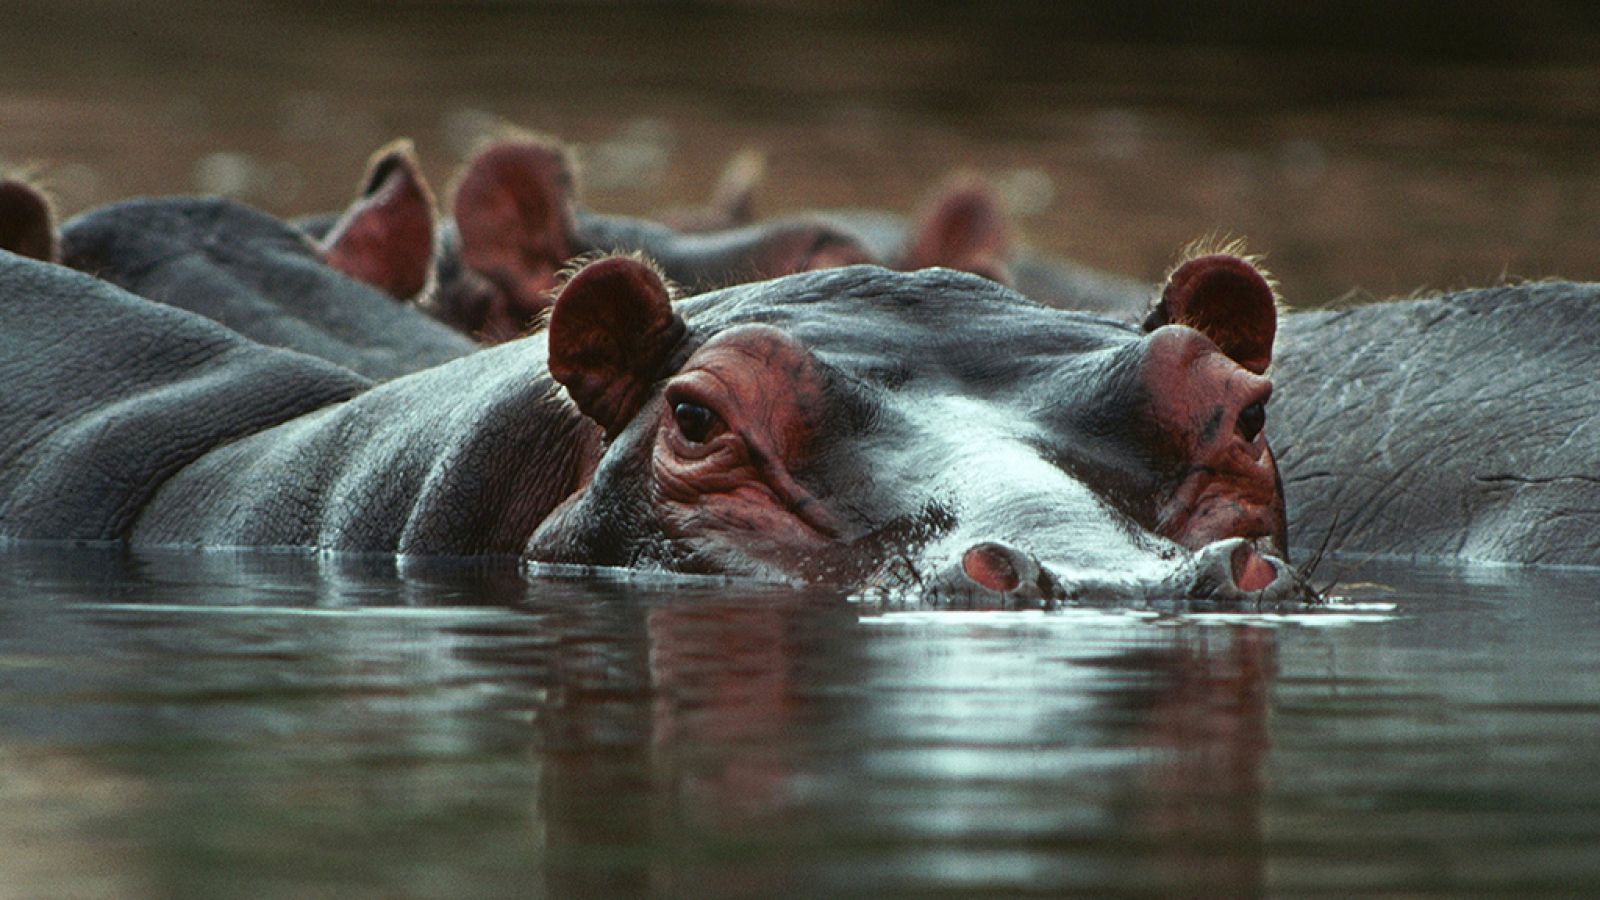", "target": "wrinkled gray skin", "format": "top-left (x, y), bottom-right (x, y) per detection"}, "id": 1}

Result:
top-left (0, 251), bottom-right (585, 554)
top-left (60, 198), bottom-right (475, 380)
top-left (813, 209), bottom-right (1153, 316)
top-left (1273, 282), bottom-right (1600, 566)
top-left (0, 251), bottom-right (1302, 608)
top-left (0, 252), bottom-right (369, 541)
